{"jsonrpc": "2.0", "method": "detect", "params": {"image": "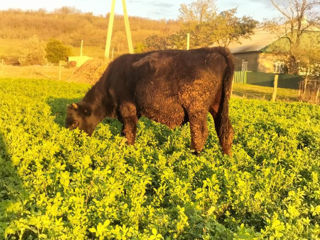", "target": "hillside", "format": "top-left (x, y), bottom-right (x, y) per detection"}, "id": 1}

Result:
top-left (0, 9), bottom-right (181, 59)
top-left (0, 78), bottom-right (319, 239)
